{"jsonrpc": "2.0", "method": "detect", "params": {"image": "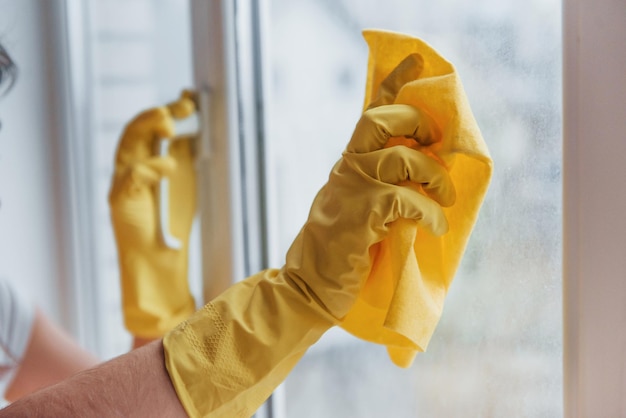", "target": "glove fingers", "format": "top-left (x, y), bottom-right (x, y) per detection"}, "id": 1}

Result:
top-left (388, 186), bottom-right (449, 236)
top-left (344, 148), bottom-right (456, 207)
top-left (111, 156), bottom-right (176, 201)
top-left (347, 104), bottom-right (440, 153)
top-left (115, 93), bottom-right (195, 165)
top-left (122, 107), bottom-right (176, 148)
top-left (114, 91), bottom-right (197, 169)
top-left (166, 91), bottom-right (196, 119)
top-left (366, 53), bottom-right (424, 109)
